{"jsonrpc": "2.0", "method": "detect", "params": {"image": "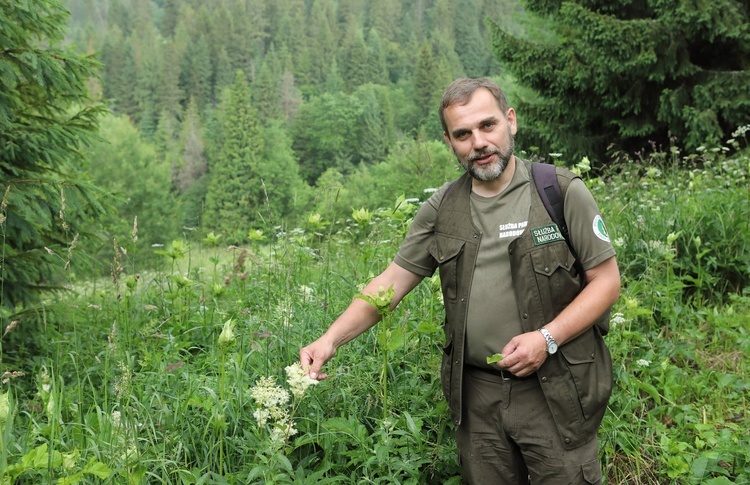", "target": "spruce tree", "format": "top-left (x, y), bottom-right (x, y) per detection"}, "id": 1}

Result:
top-left (0, 0), bottom-right (107, 311)
top-left (490, 0), bottom-right (750, 160)
top-left (203, 71), bottom-right (264, 241)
